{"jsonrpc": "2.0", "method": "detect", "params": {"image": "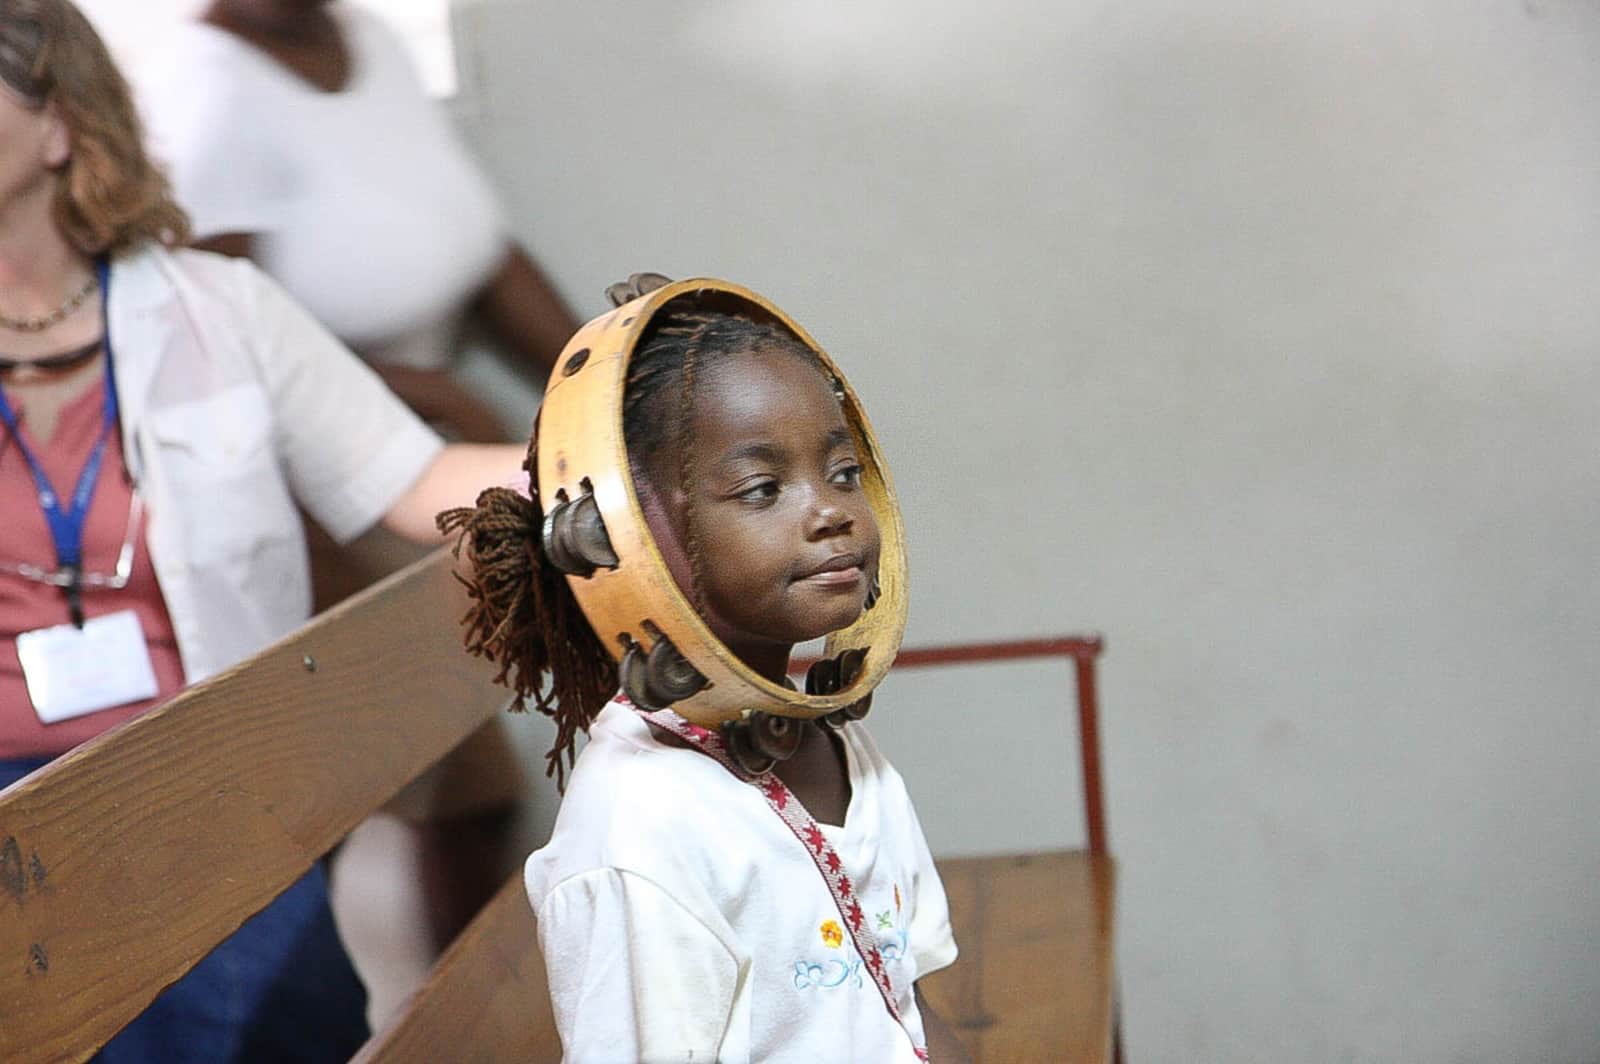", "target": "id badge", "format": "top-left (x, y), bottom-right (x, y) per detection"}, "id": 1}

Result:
top-left (16, 609), bottom-right (160, 724)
